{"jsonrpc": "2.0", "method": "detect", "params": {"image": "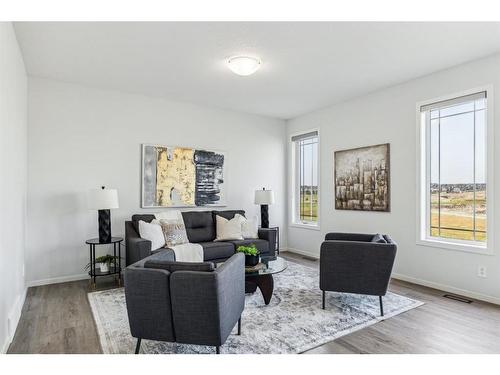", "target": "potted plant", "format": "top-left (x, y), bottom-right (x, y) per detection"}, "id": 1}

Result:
top-left (236, 244), bottom-right (260, 267)
top-left (85, 254), bottom-right (120, 273)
